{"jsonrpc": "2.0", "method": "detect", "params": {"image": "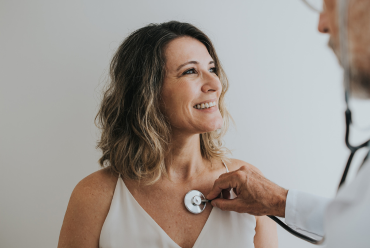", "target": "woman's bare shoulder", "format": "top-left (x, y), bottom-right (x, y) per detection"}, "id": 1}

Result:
top-left (58, 168), bottom-right (118, 247)
top-left (68, 167), bottom-right (119, 218)
top-left (74, 167), bottom-right (119, 196)
top-left (225, 158), bottom-right (263, 174)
